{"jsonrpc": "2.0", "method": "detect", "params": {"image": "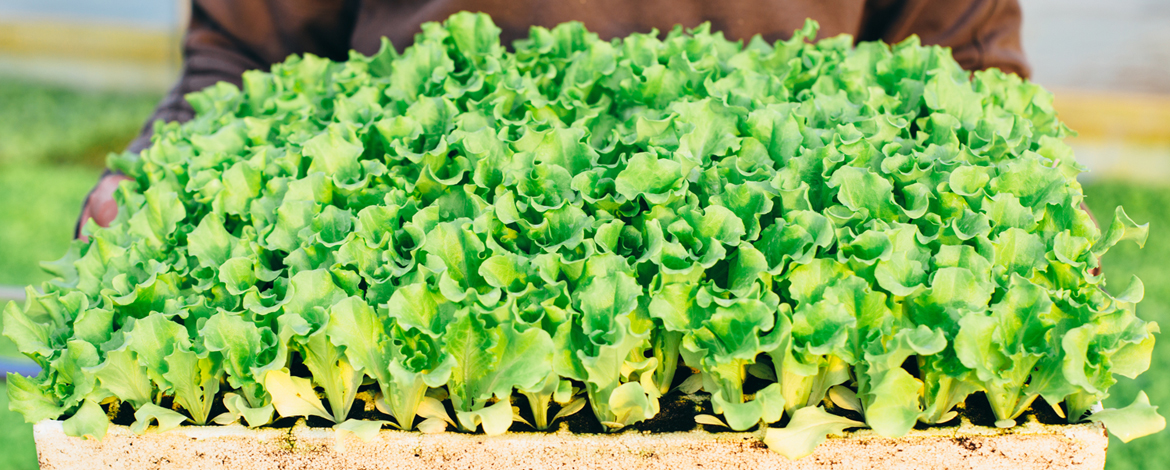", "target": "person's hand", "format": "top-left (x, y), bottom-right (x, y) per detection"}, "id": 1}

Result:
top-left (76, 172), bottom-right (132, 240)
